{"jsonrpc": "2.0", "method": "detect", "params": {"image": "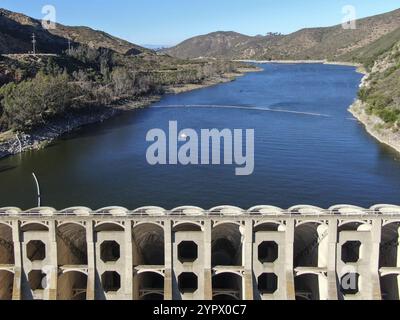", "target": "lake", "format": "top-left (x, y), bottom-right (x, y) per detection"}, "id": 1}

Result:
top-left (1, 63), bottom-right (400, 210)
